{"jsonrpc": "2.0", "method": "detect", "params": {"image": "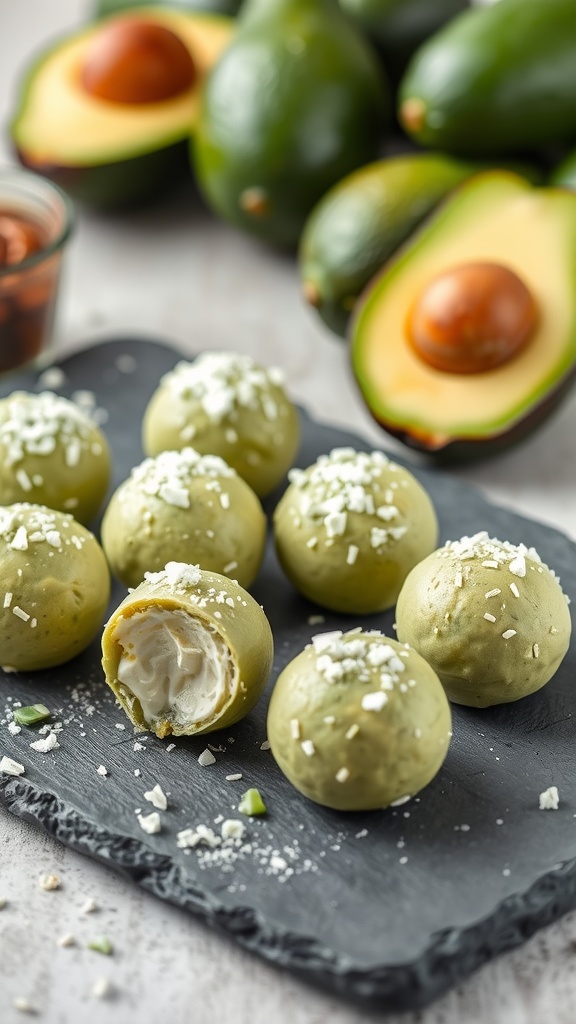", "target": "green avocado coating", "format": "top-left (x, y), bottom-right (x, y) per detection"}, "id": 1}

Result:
top-left (300, 152), bottom-right (480, 337)
top-left (395, 531), bottom-right (572, 708)
top-left (0, 391), bottom-right (111, 525)
top-left (101, 447), bottom-right (266, 589)
top-left (398, 0), bottom-right (576, 156)
top-left (142, 351), bottom-right (300, 498)
top-left (0, 503), bottom-right (110, 671)
top-left (102, 562), bottom-right (274, 737)
top-left (273, 447), bottom-right (437, 614)
top-left (267, 629), bottom-right (452, 811)
top-left (193, 0), bottom-right (389, 247)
